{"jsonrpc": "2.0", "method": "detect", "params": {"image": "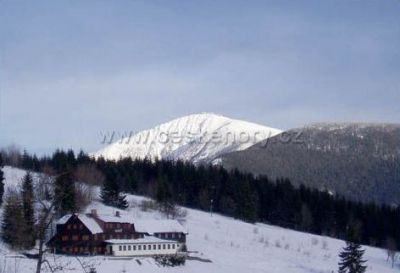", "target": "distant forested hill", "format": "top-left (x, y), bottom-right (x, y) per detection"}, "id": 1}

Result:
top-left (220, 123), bottom-right (400, 205)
